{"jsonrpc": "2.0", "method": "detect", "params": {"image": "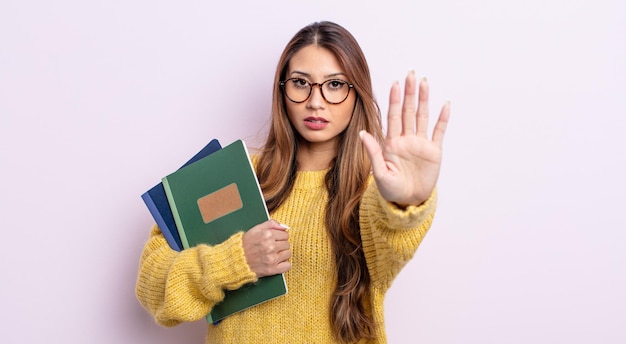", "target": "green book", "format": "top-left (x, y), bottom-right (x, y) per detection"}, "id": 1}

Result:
top-left (162, 139), bottom-right (287, 324)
